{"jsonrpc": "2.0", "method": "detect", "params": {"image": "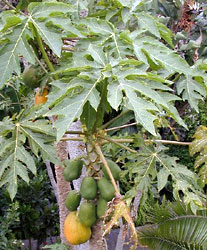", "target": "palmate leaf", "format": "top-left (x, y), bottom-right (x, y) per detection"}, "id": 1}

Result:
top-left (121, 136), bottom-right (204, 212)
top-left (107, 67), bottom-right (186, 135)
top-left (177, 76), bottom-right (206, 112)
top-left (133, 37), bottom-right (197, 75)
top-left (48, 17), bottom-right (186, 138)
top-left (0, 14), bottom-right (35, 88)
top-left (28, 1), bottom-right (77, 57)
top-left (189, 126), bottom-right (207, 187)
top-left (135, 12), bottom-right (161, 39)
top-left (0, 1), bottom-right (78, 88)
top-left (45, 78), bottom-right (101, 141)
top-left (0, 118), bottom-right (60, 199)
